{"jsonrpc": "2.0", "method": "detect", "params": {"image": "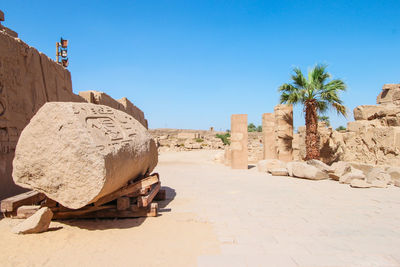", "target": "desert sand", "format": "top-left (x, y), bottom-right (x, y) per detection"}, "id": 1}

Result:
top-left (2, 150), bottom-right (400, 266)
